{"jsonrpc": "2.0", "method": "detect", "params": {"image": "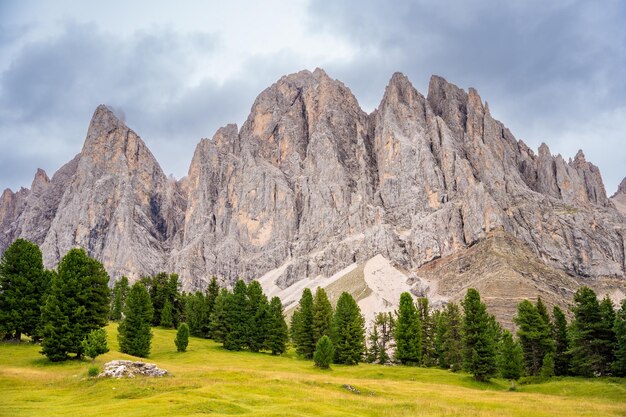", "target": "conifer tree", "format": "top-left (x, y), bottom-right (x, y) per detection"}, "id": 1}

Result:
top-left (514, 299), bottom-right (554, 376)
top-left (291, 288), bottom-right (315, 359)
top-left (118, 283), bottom-right (153, 358)
top-left (613, 299), bottom-right (626, 376)
top-left (314, 335), bottom-right (335, 369)
top-left (569, 287), bottom-right (605, 376)
top-left (41, 249), bottom-right (110, 360)
top-left (160, 300), bottom-right (174, 328)
top-left (498, 330), bottom-right (523, 390)
top-left (210, 288), bottom-right (231, 343)
top-left (552, 305), bottom-right (570, 376)
top-left (81, 328), bottom-right (109, 365)
top-left (331, 292), bottom-right (365, 365)
top-left (223, 279), bottom-right (248, 351)
top-left (367, 326), bottom-right (381, 363)
top-left (462, 288), bottom-right (497, 381)
top-left (536, 296), bottom-right (551, 327)
top-left (175, 323), bottom-right (190, 352)
top-left (442, 302), bottom-right (463, 372)
top-left (374, 312), bottom-right (395, 365)
top-left (185, 291), bottom-right (211, 337)
top-left (433, 309), bottom-right (447, 367)
top-left (110, 276), bottom-right (129, 321)
top-left (246, 281), bottom-right (270, 352)
top-left (0, 239), bottom-right (49, 341)
top-left (145, 272), bottom-right (181, 327)
top-left (598, 295), bottom-right (617, 375)
top-left (395, 292), bottom-right (421, 365)
top-left (540, 352), bottom-right (555, 377)
top-left (266, 296), bottom-right (289, 355)
top-left (206, 276), bottom-right (220, 322)
top-left (417, 297), bottom-right (436, 367)
top-left (312, 287), bottom-right (334, 343)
